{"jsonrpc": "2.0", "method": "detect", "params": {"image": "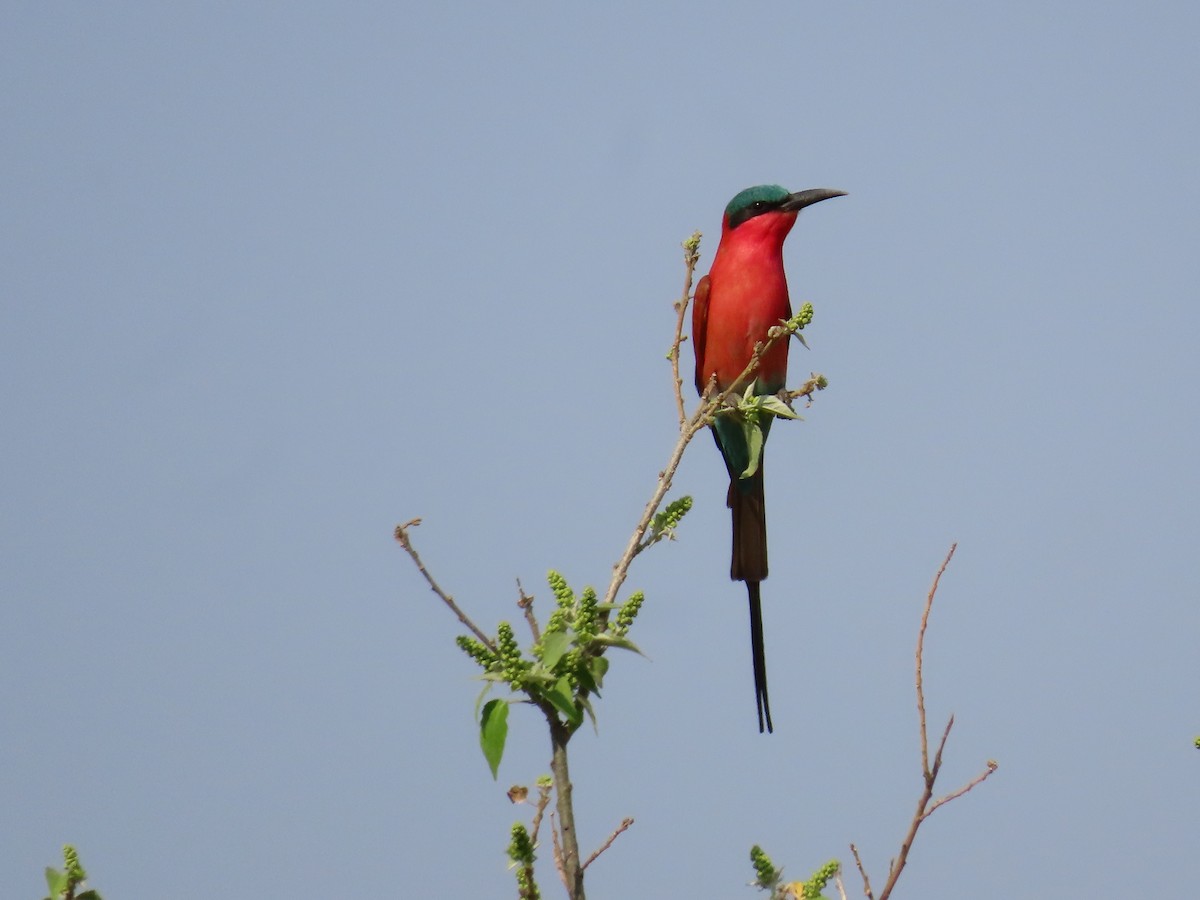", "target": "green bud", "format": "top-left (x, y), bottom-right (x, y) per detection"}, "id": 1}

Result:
top-left (547, 570), bottom-right (574, 608)
top-left (573, 587), bottom-right (598, 642)
top-left (749, 844), bottom-right (777, 886)
top-left (61, 845), bottom-right (86, 884)
top-left (456, 634), bottom-right (499, 670)
top-left (651, 495), bottom-right (694, 541)
top-left (613, 591), bottom-right (645, 636)
top-left (496, 622), bottom-right (528, 689)
top-left (803, 859), bottom-right (841, 897)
